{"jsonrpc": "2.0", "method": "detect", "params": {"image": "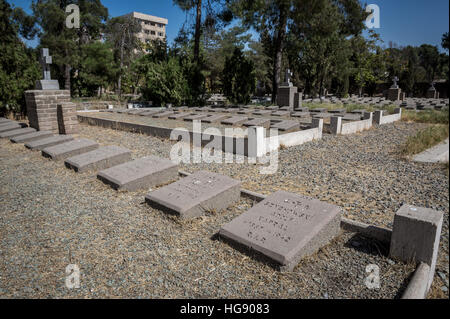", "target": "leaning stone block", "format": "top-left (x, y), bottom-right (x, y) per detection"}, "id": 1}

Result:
top-left (65, 146), bottom-right (131, 173)
top-left (219, 191), bottom-right (341, 271)
top-left (42, 139), bottom-right (99, 161)
top-left (0, 127), bottom-right (36, 138)
top-left (25, 135), bottom-right (74, 151)
top-left (97, 156), bottom-right (178, 191)
top-left (11, 131), bottom-right (53, 143)
top-left (390, 205), bottom-right (443, 291)
top-left (145, 171), bottom-right (241, 219)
